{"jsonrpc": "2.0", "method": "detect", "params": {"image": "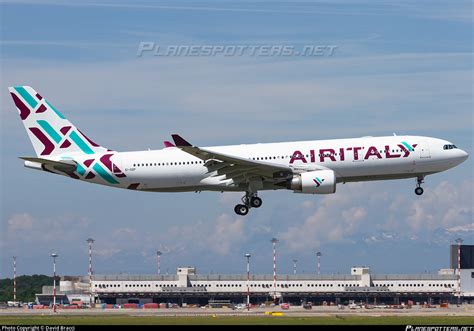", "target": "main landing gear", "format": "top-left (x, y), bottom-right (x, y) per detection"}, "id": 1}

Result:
top-left (234, 192), bottom-right (262, 216)
top-left (415, 176), bottom-right (424, 196)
